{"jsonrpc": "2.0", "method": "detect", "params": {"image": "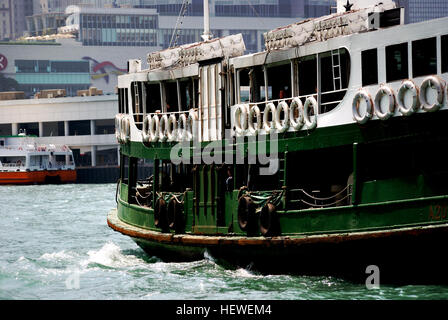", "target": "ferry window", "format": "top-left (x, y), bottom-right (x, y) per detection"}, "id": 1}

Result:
top-left (164, 81), bottom-right (179, 112)
top-left (121, 88), bottom-right (128, 114)
top-left (267, 63), bottom-right (291, 100)
top-left (362, 49), bottom-right (378, 86)
top-left (386, 43), bottom-right (408, 82)
top-left (131, 82), bottom-right (144, 130)
top-left (442, 35), bottom-right (448, 73)
top-left (319, 48), bottom-right (350, 113)
top-left (249, 65), bottom-right (267, 103)
top-left (118, 88), bottom-right (123, 113)
top-left (238, 68), bottom-right (250, 103)
top-left (179, 78), bottom-right (196, 110)
top-left (298, 54), bottom-right (317, 97)
top-left (412, 38), bottom-right (437, 78)
top-left (144, 83), bottom-right (162, 113)
top-left (120, 155), bottom-right (129, 184)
